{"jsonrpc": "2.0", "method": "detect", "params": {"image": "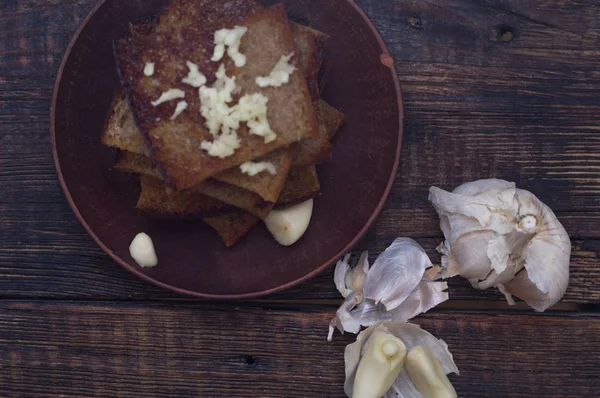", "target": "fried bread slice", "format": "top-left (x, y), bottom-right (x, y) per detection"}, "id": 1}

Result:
top-left (133, 162), bottom-right (320, 218)
top-left (114, 1), bottom-right (318, 190)
top-left (114, 150), bottom-right (274, 219)
top-left (106, 18), bottom-right (329, 200)
top-left (203, 211), bottom-right (260, 247)
top-left (137, 175), bottom-right (235, 218)
top-left (204, 165), bottom-right (321, 246)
